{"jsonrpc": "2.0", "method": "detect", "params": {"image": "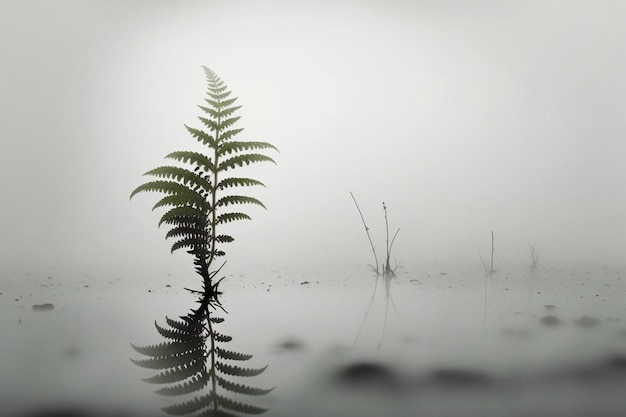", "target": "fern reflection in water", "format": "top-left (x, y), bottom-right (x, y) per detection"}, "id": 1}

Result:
top-left (131, 298), bottom-right (273, 416)
top-left (130, 67), bottom-right (277, 416)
